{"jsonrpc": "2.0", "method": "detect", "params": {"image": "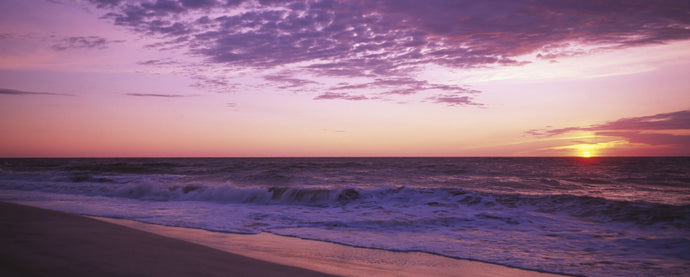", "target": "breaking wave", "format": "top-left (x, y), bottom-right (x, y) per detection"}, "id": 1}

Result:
top-left (4, 179), bottom-right (687, 227)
